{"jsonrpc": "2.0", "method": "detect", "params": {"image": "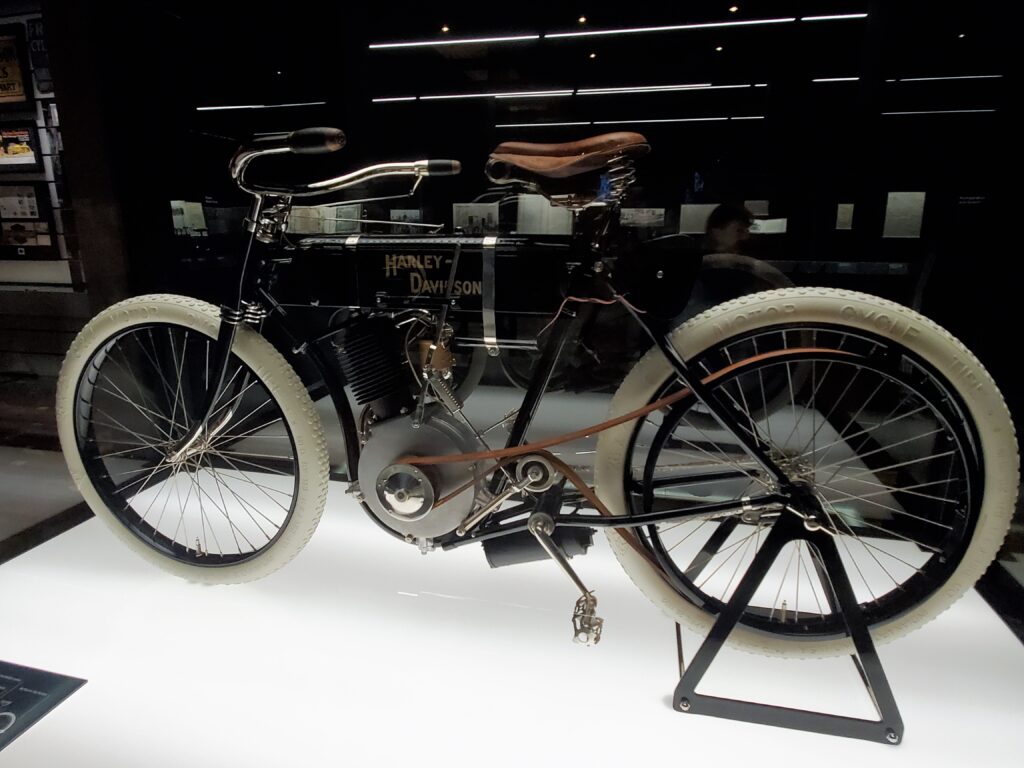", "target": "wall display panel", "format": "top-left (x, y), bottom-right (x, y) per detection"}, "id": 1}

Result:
top-left (453, 202), bottom-right (498, 235)
top-left (389, 208), bottom-right (422, 234)
top-left (621, 208), bottom-right (666, 228)
top-left (883, 192), bottom-right (926, 239)
top-left (836, 203), bottom-right (855, 230)
top-left (679, 204), bottom-right (719, 234)
top-left (515, 194), bottom-right (572, 235)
